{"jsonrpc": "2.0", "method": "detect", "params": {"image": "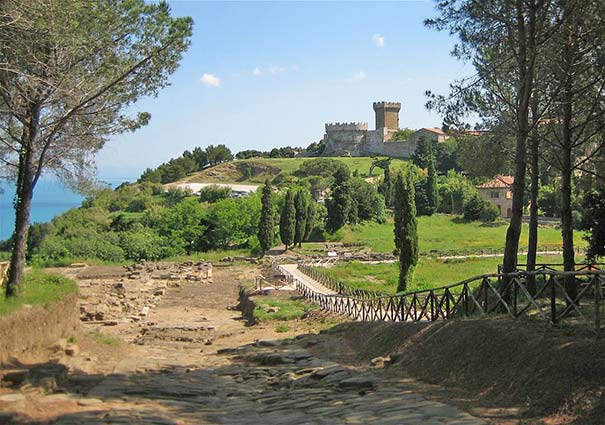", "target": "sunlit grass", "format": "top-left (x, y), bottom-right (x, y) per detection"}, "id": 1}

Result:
top-left (341, 214), bottom-right (586, 255)
top-left (0, 271), bottom-right (78, 316)
top-left (320, 254), bottom-right (568, 295)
